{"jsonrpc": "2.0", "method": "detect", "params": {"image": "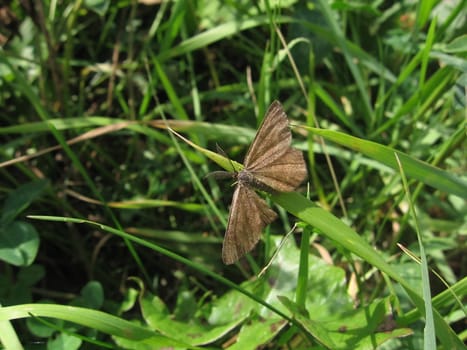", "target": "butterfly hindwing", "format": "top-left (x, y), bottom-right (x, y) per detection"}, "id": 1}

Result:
top-left (249, 147), bottom-right (307, 192)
